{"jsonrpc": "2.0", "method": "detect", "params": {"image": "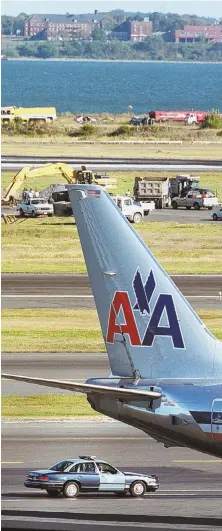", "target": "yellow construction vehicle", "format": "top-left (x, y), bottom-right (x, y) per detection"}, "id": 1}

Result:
top-left (1, 106), bottom-right (56, 123)
top-left (2, 163), bottom-right (117, 205)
